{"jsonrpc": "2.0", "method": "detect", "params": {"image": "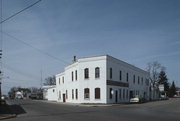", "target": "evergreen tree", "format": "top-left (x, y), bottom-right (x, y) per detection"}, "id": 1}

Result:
top-left (158, 70), bottom-right (169, 93)
top-left (169, 81), bottom-right (176, 97)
